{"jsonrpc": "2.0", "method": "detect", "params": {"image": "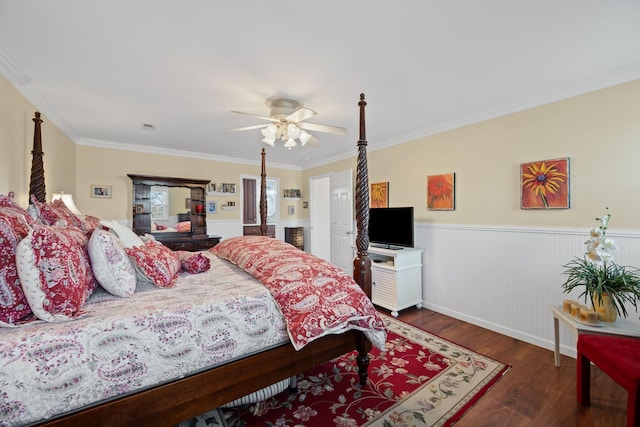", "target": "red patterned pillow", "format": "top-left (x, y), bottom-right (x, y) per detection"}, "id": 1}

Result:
top-left (29, 195), bottom-right (99, 236)
top-left (0, 193), bottom-right (36, 325)
top-left (125, 240), bottom-right (181, 288)
top-left (15, 224), bottom-right (98, 322)
top-left (175, 251), bottom-right (211, 274)
top-left (30, 195), bottom-right (82, 227)
top-left (175, 221), bottom-right (191, 233)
